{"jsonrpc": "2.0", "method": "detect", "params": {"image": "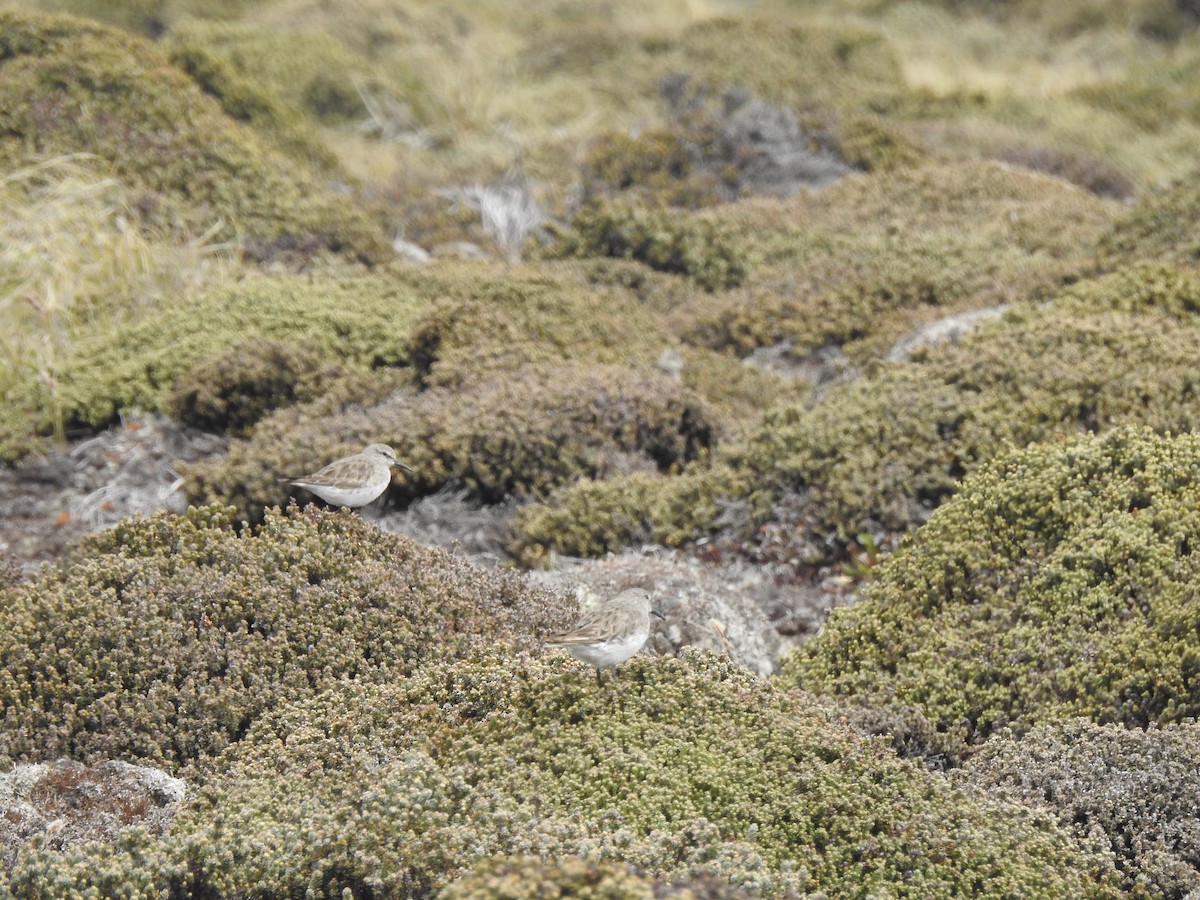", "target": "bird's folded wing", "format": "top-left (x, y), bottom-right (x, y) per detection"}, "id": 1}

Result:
top-left (303, 457), bottom-right (372, 486)
top-left (546, 626), bottom-right (607, 645)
